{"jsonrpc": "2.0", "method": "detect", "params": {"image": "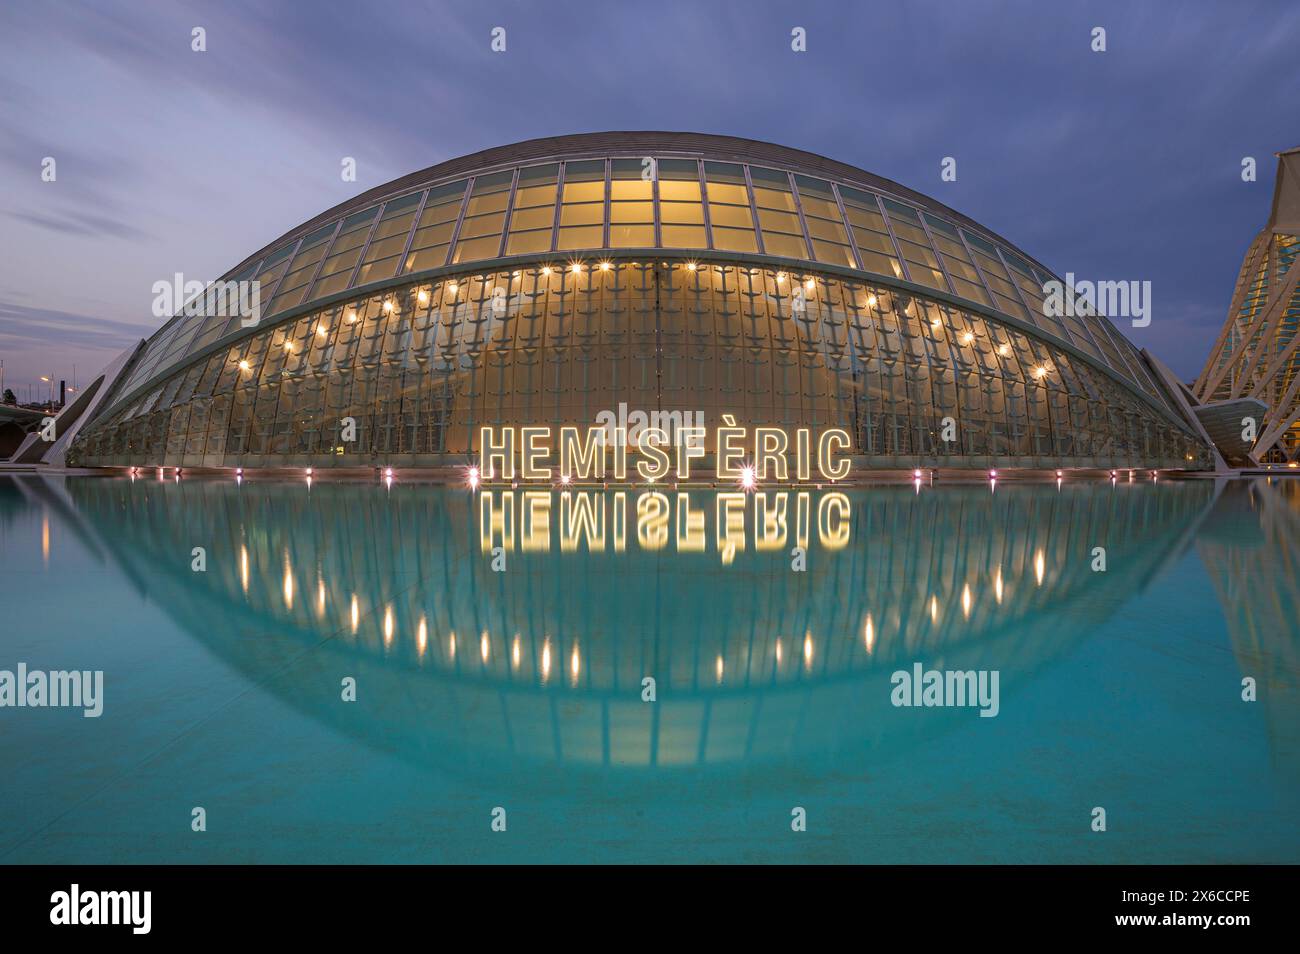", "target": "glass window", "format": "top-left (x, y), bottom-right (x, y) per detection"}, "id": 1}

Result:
top-left (880, 200), bottom-right (946, 292)
top-left (750, 166), bottom-right (808, 259)
top-left (403, 181), bottom-right (466, 273)
top-left (703, 162), bottom-right (757, 253)
top-left (749, 166), bottom-right (798, 210)
top-left (762, 232), bottom-right (808, 259)
top-left (309, 207), bottom-right (379, 299)
top-left (649, 158), bottom-right (703, 248)
top-left (188, 262), bottom-right (260, 353)
top-left (354, 192), bottom-right (422, 286)
top-left (881, 198), bottom-right (922, 223)
top-left (922, 213), bottom-right (990, 306)
top-left (452, 172), bottom-right (511, 264)
top-left (267, 224), bottom-right (335, 316)
top-left (557, 159), bottom-right (606, 251)
top-left (793, 175), bottom-right (853, 268)
top-left (987, 244), bottom-right (1072, 343)
top-left (505, 164), bottom-right (557, 256)
top-left (837, 189), bottom-right (903, 278)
